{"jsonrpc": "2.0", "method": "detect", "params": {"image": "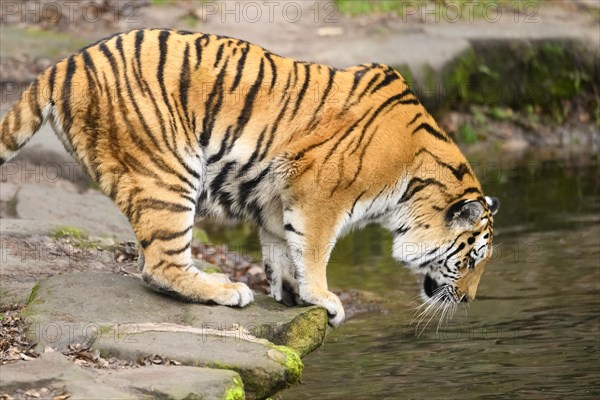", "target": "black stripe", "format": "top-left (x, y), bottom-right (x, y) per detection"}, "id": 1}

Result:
top-left (144, 226), bottom-right (193, 247)
top-left (341, 67), bottom-right (367, 114)
top-left (81, 50), bottom-right (101, 90)
top-left (210, 161), bottom-right (235, 195)
top-left (282, 66), bottom-right (292, 94)
top-left (258, 96), bottom-right (291, 161)
top-left (2, 115), bottom-right (18, 151)
top-left (48, 65), bottom-right (57, 103)
top-left (207, 127), bottom-right (232, 164)
top-left (356, 73), bottom-right (380, 103)
top-left (308, 68), bottom-right (336, 130)
top-left (164, 242), bottom-right (191, 256)
top-left (179, 43), bottom-right (192, 128)
top-left (415, 148), bottom-right (471, 180)
top-left (322, 110), bottom-right (371, 165)
top-left (214, 42), bottom-right (225, 68)
top-left (230, 44), bottom-right (250, 93)
top-left (284, 223), bottom-right (304, 236)
top-left (344, 126), bottom-right (377, 189)
top-left (407, 112), bottom-right (422, 127)
top-left (200, 58), bottom-right (229, 147)
top-left (264, 52), bottom-right (277, 91)
top-left (412, 122), bottom-right (448, 142)
top-left (349, 89), bottom-right (412, 155)
top-left (451, 187), bottom-right (482, 201)
top-left (230, 58), bottom-right (265, 147)
top-left (237, 126), bottom-right (266, 177)
top-left (400, 177), bottom-right (447, 203)
top-left (371, 69), bottom-right (400, 94)
top-left (291, 63), bottom-right (311, 118)
top-left (395, 225), bottom-right (410, 236)
top-left (239, 167), bottom-right (269, 201)
top-left (133, 30), bottom-right (146, 95)
top-left (212, 161), bottom-right (237, 215)
top-left (194, 36), bottom-right (204, 69)
top-left (138, 198), bottom-right (193, 213)
top-left (81, 65), bottom-right (102, 179)
top-left (349, 190), bottom-right (367, 215)
top-left (28, 79), bottom-right (42, 130)
top-left (157, 31), bottom-right (178, 134)
top-left (61, 56), bottom-right (77, 135)
top-left (445, 242), bottom-right (466, 262)
top-left (99, 72), bottom-right (124, 200)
